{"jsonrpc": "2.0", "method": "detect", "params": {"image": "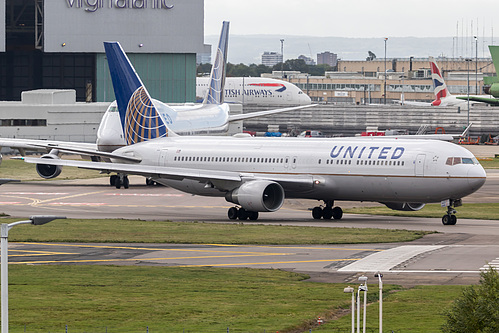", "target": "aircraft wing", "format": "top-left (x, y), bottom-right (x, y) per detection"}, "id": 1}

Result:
top-left (228, 104), bottom-right (317, 122)
top-left (456, 96), bottom-right (499, 106)
top-left (22, 157), bottom-right (243, 182)
top-left (21, 157), bottom-right (316, 189)
top-left (0, 138), bottom-right (141, 163)
top-left (363, 123), bottom-right (473, 141)
top-left (0, 138), bottom-right (97, 155)
top-left (401, 101), bottom-right (432, 106)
